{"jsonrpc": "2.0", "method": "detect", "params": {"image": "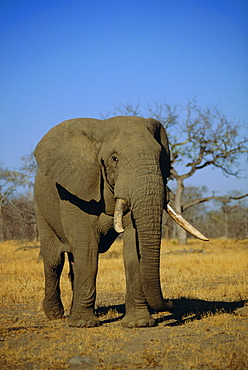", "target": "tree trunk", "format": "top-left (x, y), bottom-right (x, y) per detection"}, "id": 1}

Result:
top-left (224, 211), bottom-right (229, 238)
top-left (177, 223), bottom-right (187, 245)
top-left (163, 212), bottom-right (170, 239)
top-left (0, 204), bottom-right (4, 242)
top-left (174, 179), bottom-right (187, 245)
